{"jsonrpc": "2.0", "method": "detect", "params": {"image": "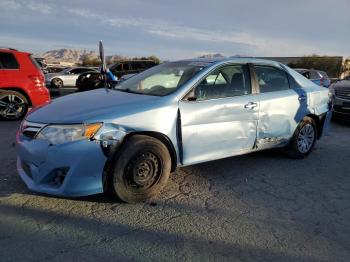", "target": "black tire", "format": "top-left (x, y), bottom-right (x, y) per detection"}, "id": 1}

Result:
top-left (51, 78), bottom-right (63, 88)
top-left (108, 135), bottom-right (171, 203)
top-left (286, 117), bottom-right (317, 159)
top-left (0, 90), bottom-right (29, 120)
